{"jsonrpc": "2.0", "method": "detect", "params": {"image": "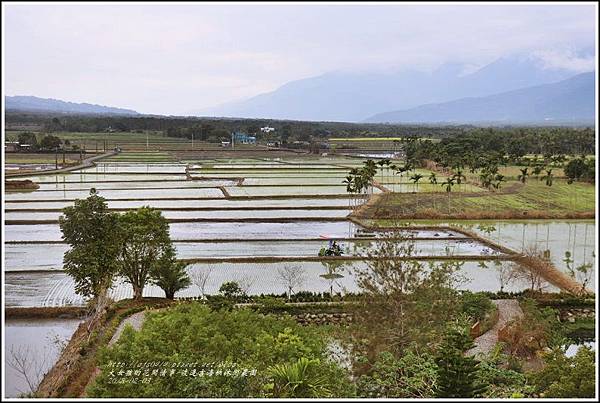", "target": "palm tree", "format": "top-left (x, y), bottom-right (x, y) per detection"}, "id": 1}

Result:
top-left (540, 169), bottom-right (554, 213)
top-left (532, 165), bottom-right (544, 179)
top-left (494, 174), bottom-right (505, 190)
top-left (410, 173), bottom-right (424, 210)
top-left (517, 167), bottom-right (529, 184)
top-left (396, 165), bottom-right (409, 193)
top-left (342, 174), bottom-right (355, 210)
top-left (429, 172), bottom-right (438, 210)
top-left (440, 177), bottom-right (455, 215)
top-left (453, 168), bottom-right (466, 193)
top-left (389, 164), bottom-right (398, 192)
top-left (377, 159), bottom-right (386, 182)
